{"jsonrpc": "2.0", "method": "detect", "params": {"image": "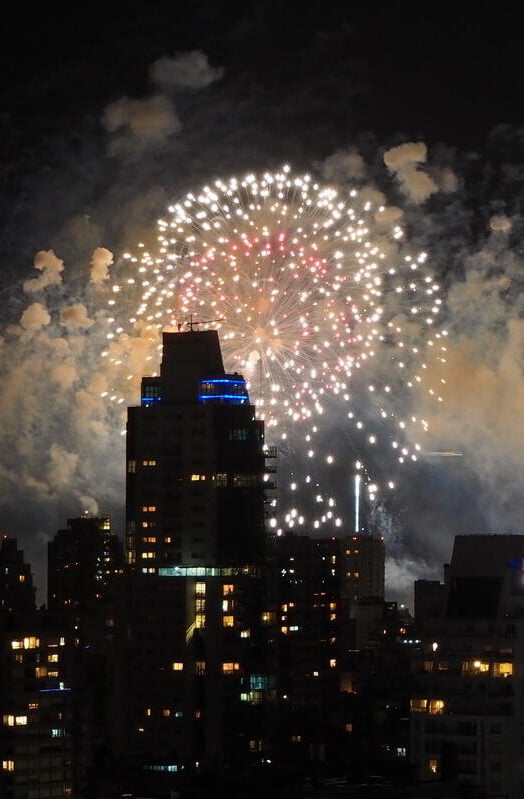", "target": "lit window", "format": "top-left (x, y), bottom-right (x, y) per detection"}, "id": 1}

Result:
top-left (329, 659), bottom-right (337, 668)
top-left (19, 574), bottom-right (25, 583)
top-left (195, 614), bottom-right (205, 629)
top-left (162, 709), bottom-right (171, 717)
top-left (494, 662), bottom-right (513, 677)
top-left (172, 662), bottom-right (184, 671)
top-left (142, 536), bottom-right (157, 544)
top-left (195, 598), bottom-right (205, 612)
top-left (291, 735), bottom-right (302, 742)
top-left (196, 661), bottom-right (206, 675)
top-left (222, 662), bottom-right (240, 673)
top-left (428, 700), bottom-right (444, 715)
top-left (462, 659), bottom-right (489, 673)
top-left (11, 636), bottom-right (39, 650)
top-left (249, 739), bottom-right (262, 752)
top-left (16, 716), bottom-right (27, 726)
top-left (223, 615), bottom-right (234, 627)
top-left (222, 600), bottom-right (230, 612)
top-left (345, 723), bottom-right (353, 733)
top-left (146, 708), bottom-right (152, 717)
top-left (35, 667), bottom-right (47, 678)
top-left (2, 760), bottom-right (15, 772)
top-left (142, 505), bottom-right (157, 512)
top-left (141, 460), bottom-right (156, 466)
top-left (281, 626), bottom-right (288, 634)
top-left (47, 670), bottom-right (59, 678)
top-left (141, 552), bottom-right (156, 559)
top-left (329, 602), bottom-right (337, 610)
top-left (48, 654), bottom-right (59, 663)
top-left (410, 699), bottom-right (428, 712)
top-left (191, 474), bottom-right (206, 481)
top-left (195, 582), bottom-right (206, 595)
top-left (313, 671), bottom-right (319, 677)
top-left (429, 758), bottom-right (438, 774)
top-left (262, 612), bottom-right (274, 624)
top-left (240, 630), bottom-right (250, 638)
top-left (51, 728), bottom-right (65, 737)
